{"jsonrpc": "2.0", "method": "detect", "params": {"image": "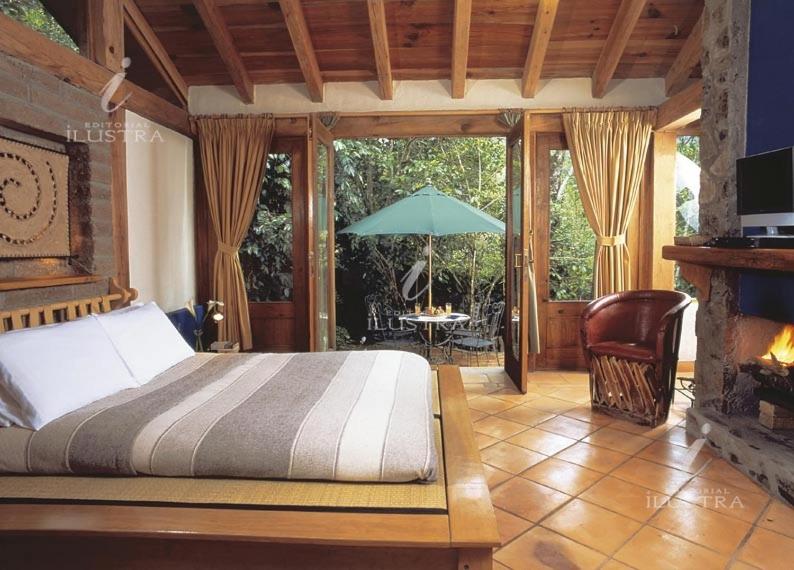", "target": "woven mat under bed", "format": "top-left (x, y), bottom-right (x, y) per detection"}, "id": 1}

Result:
top-left (0, 421), bottom-right (445, 513)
